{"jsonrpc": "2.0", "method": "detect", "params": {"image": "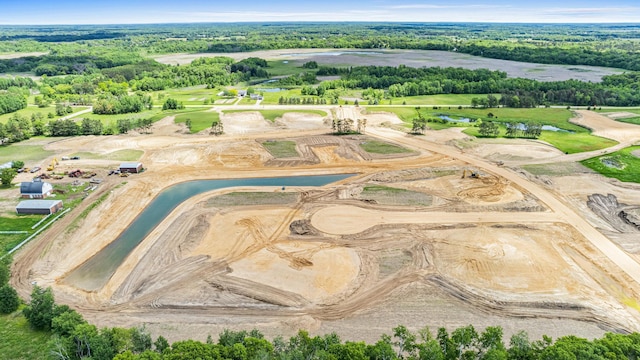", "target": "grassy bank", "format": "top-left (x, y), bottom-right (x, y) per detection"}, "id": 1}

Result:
top-left (581, 146), bottom-right (640, 183)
